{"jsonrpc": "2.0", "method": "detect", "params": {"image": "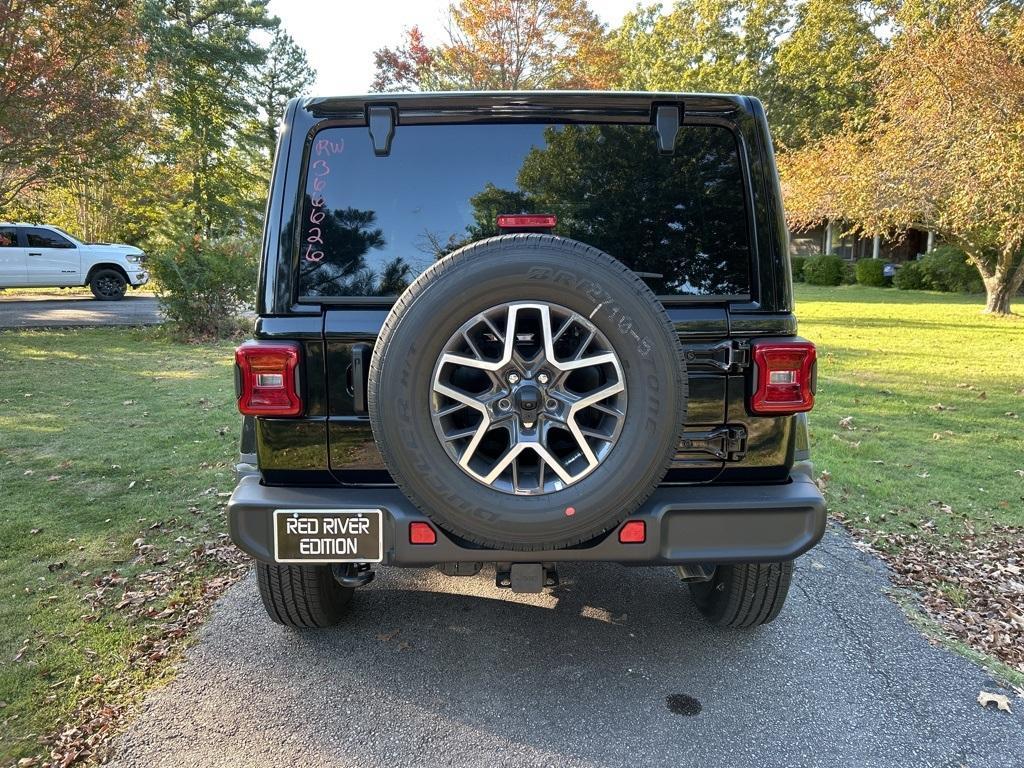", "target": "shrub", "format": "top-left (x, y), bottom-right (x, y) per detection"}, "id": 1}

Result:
top-left (893, 261), bottom-right (928, 290)
top-left (855, 258), bottom-right (887, 287)
top-left (149, 234), bottom-right (258, 338)
top-left (803, 254), bottom-right (845, 286)
top-left (917, 246), bottom-right (984, 293)
top-left (790, 256), bottom-right (806, 283)
top-left (841, 260), bottom-right (857, 285)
